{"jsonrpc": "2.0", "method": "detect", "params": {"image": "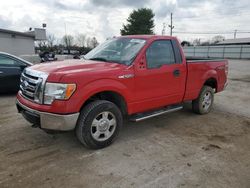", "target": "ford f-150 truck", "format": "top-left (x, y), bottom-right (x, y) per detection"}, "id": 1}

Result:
top-left (16, 35), bottom-right (228, 149)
